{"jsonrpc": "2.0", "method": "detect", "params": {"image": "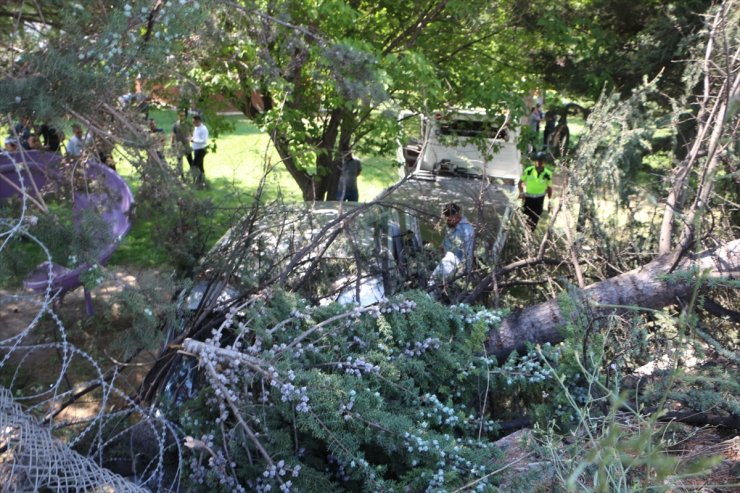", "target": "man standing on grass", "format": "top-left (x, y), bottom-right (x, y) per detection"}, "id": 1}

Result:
top-left (336, 150), bottom-right (362, 201)
top-left (191, 114), bottom-right (208, 187)
top-left (171, 111), bottom-right (193, 180)
top-left (518, 151), bottom-right (553, 230)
